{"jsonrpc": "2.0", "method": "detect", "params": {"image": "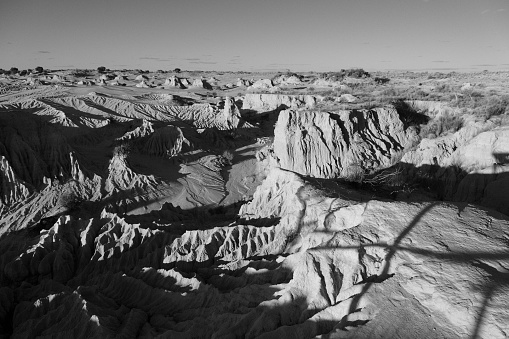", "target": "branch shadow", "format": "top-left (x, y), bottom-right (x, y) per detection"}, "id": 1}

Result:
top-left (306, 200), bottom-right (509, 338)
